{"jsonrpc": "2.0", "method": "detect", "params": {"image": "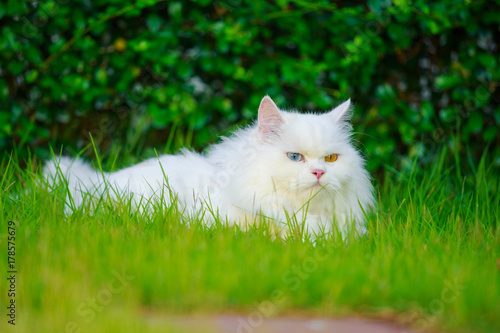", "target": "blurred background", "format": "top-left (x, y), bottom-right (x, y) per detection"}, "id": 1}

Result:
top-left (1, 0), bottom-right (499, 174)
